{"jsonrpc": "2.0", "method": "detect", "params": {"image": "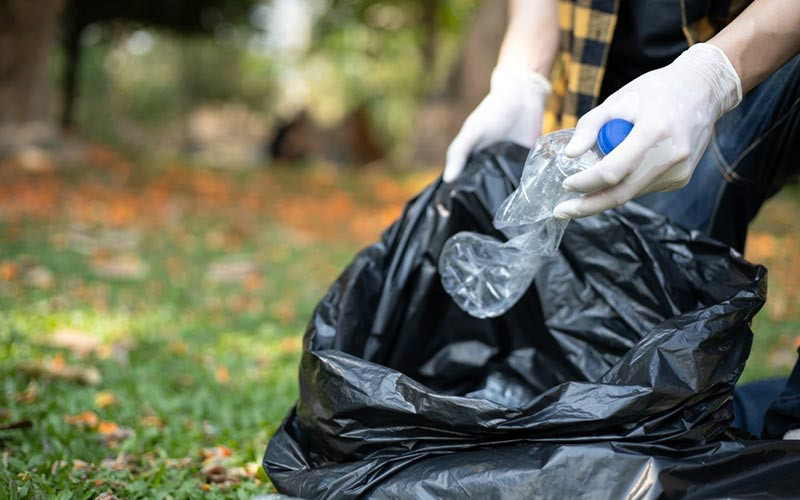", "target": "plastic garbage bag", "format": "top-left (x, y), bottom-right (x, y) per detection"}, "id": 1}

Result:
top-left (264, 143), bottom-right (800, 499)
